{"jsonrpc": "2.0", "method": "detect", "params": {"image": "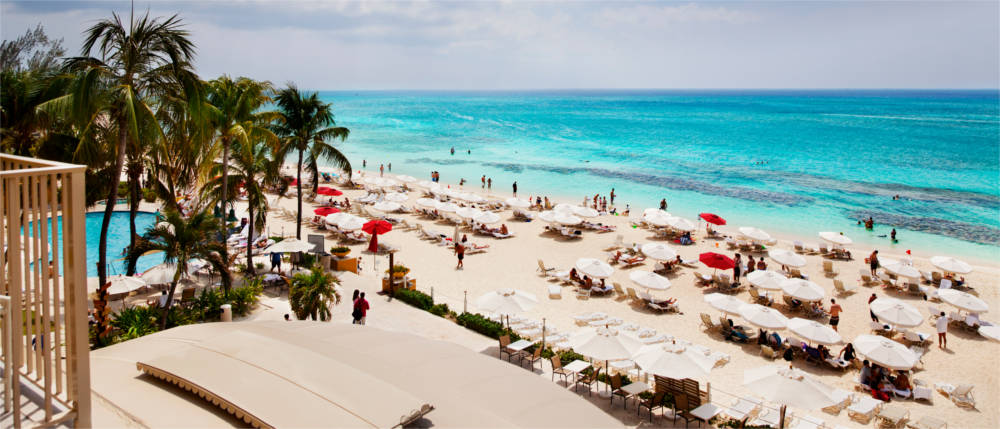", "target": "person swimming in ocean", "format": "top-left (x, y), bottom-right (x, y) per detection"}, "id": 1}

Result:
top-left (450, 147), bottom-right (455, 155)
